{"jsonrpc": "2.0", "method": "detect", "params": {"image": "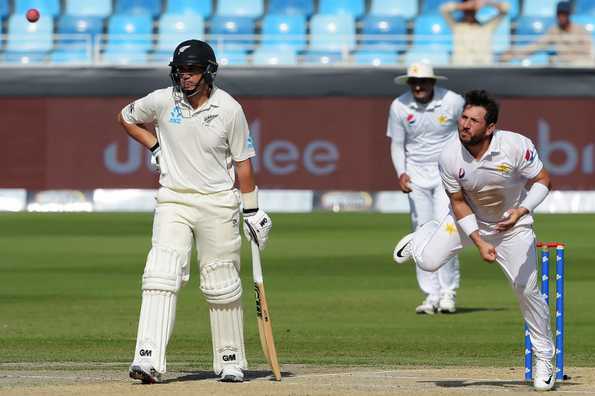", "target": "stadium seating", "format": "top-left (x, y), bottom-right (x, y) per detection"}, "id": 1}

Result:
top-left (515, 16), bottom-right (555, 45)
top-left (318, 0), bottom-right (365, 19)
top-left (217, 0), bottom-right (264, 17)
top-left (573, 14), bottom-right (595, 50)
top-left (522, 0), bottom-right (557, 17)
top-left (352, 49), bottom-right (398, 65)
top-left (155, 13), bottom-right (205, 53)
top-left (260, 14), bottom-right (307, 50)
top-left (412, 14), bottom-right (452, 51)
top-left (575, 0), bottom-right (595, 16)
top-left (508, 51), bottom-right (550, 66)
top-left (309, 14), bottom-right (356, 51)
top-left (6, 14), bottom-right (53, 52)
top-left (14, 0), bottom-right (60, 18)
top-left (210, 15), bottom-right (256, 50)
top-left (65, 0), bottom-right (112, 17)
top-left (268, 0), bottom-right (314, 16)
top-left (403, 47), bottom-right (450, 65)
top-left (359, 15), bottom-right (407, 51)
top-left (115, 0), bottom-right (162, 17)
top-left (165, 0), bottom-right (213, 16)
top-left (476, 0), bottom-right (520, 20)
top-left (101, 50), bottom-right (149, 64)
top-left (420, 0), bottom-right (452, 15)
top-left (216, 49), bottom-right (249, 65)
top-left (49, 49), bottom-right (92, 64)
top-left (56, 15), bottom-right (104, 42)
top-left (301, 50), bottom-right (344, 64)
top-left (492, 16), bottom-right (511, 53)
top-left (369, 0), bottom-right (417, 18)
top-left (105, 14), bottom-right (153, 53)
top-left (252, 46), bottom-right (298, 65)
top-left (1, 51), bottom-right (47, 64)
top-left (1, 0), bottom-right (9, 20)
